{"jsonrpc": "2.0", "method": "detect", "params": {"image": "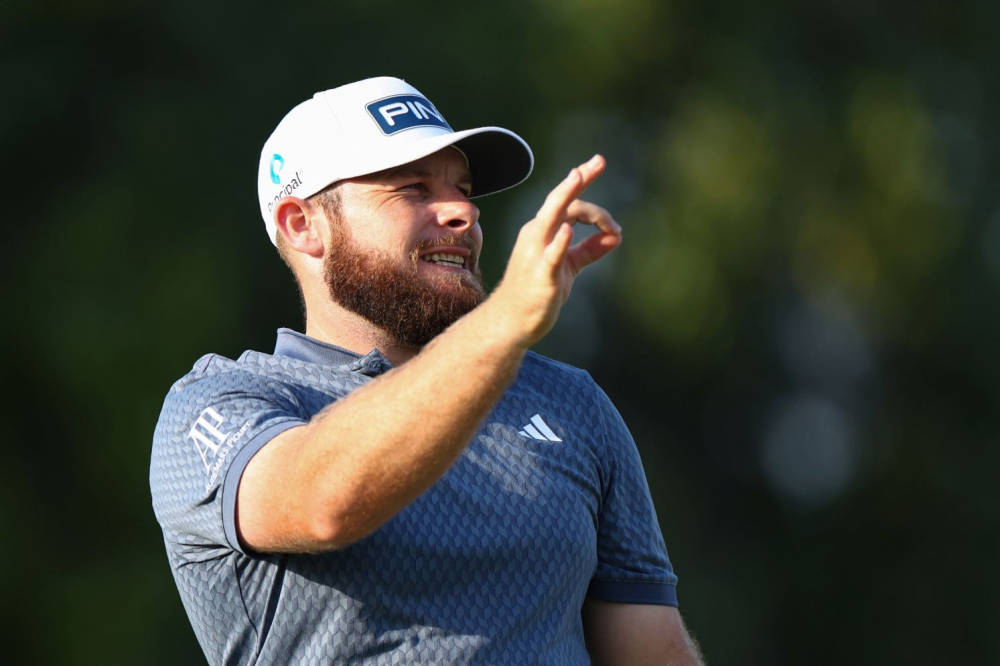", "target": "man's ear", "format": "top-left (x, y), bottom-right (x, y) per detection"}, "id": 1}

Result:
top-left (274, 197), bottom-right (326, 258)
